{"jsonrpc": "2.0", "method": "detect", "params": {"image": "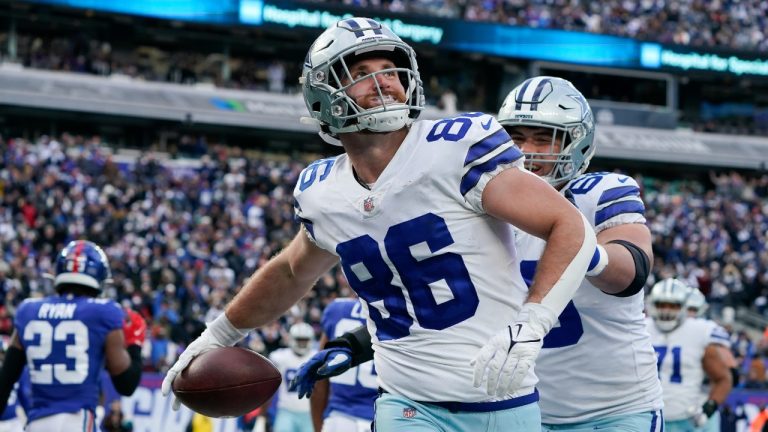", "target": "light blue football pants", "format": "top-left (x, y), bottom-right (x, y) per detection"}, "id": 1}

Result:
top-left (542, 410), bottom-right (664, 432)
top-left (373, 391), bottom-right (541, 432)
